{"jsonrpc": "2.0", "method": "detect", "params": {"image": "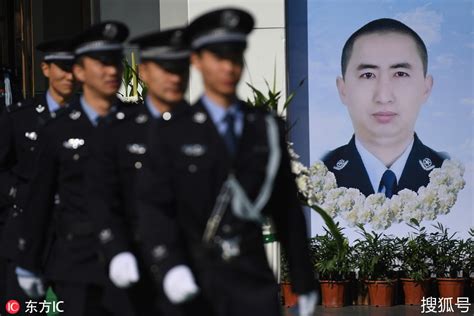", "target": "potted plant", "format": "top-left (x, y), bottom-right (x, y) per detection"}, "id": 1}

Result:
top-left (467, 229), bottom-right (474, 301)
top-left (430, 222), bottom-right (468, 301)
top-left (396, 219), bottom-right (434, 305)
top-left (353, 224), bottom-right (399, 307)
top-left (312, 223), bottom-right (353, 307)
top-left (280, 249), bottom-right (298, 308)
